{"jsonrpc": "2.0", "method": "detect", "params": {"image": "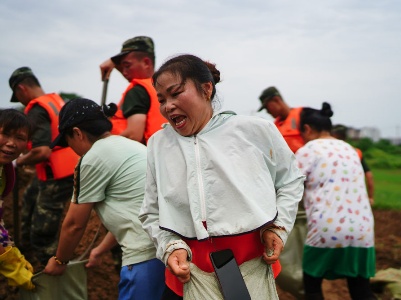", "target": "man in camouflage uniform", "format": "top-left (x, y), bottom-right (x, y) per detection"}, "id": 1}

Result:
top-left (9, 67), bottom-right (78, 265)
